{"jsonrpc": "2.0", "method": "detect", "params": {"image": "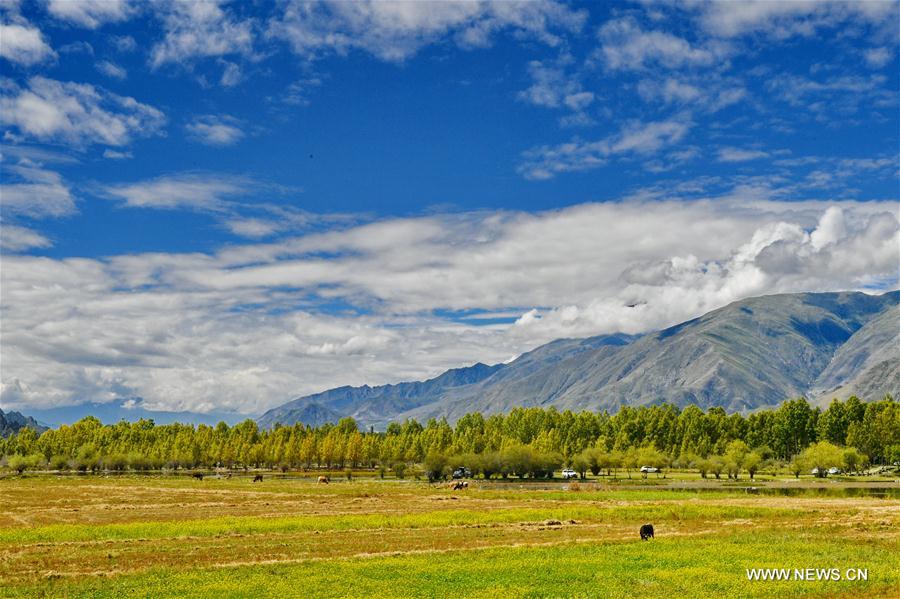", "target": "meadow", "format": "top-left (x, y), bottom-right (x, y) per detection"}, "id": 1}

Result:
top-left (0, 474), bottom-right (897, 598)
